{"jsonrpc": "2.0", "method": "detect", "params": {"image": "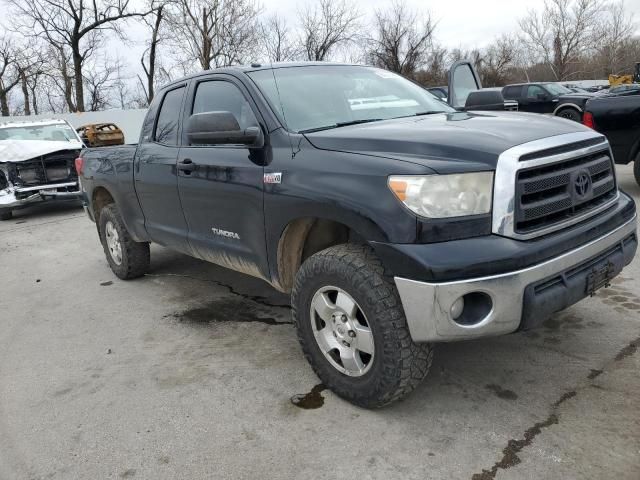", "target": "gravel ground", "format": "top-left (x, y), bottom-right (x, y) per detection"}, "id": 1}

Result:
top-left (0, 164), bottom-right (638, 480)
